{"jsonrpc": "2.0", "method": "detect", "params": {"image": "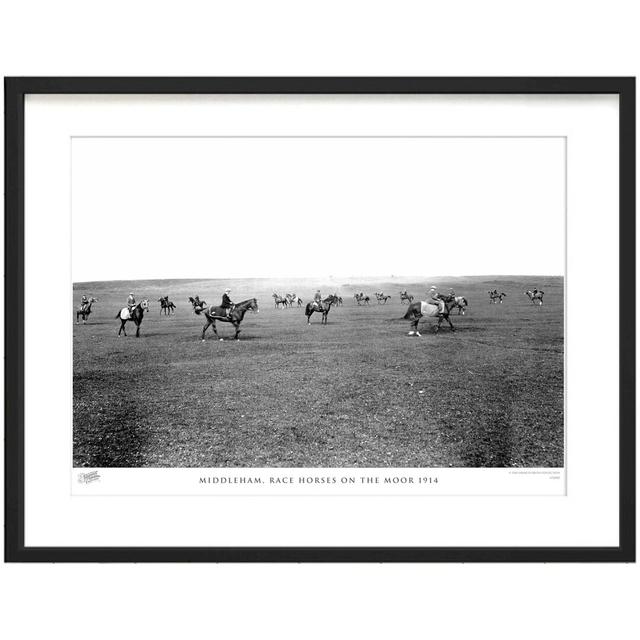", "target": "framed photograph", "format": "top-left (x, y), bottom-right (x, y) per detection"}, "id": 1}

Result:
top-left (5, 77), bottom-right (635, 562)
